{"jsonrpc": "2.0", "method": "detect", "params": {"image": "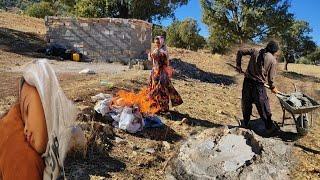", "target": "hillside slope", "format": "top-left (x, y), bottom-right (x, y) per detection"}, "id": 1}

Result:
top-left (0, 12), bottom-right (319, 179)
